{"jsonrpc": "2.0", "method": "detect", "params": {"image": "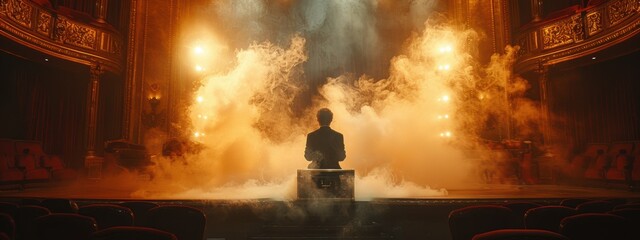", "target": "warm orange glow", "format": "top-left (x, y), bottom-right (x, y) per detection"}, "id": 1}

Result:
top-left (196, 96), bottom-right (204, 103)
top-left (195, 65), bottom-right (204, 72)
top-left (194, 46), bottom-right (204, 55)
